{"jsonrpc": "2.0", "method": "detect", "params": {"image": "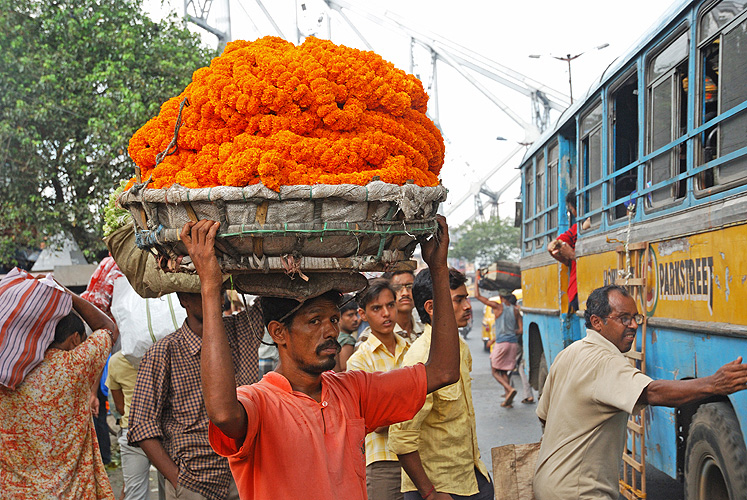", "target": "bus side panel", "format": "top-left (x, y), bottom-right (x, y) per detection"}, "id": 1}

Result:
top-left (576, 251), bottom-right (620, 309)
top-left (644, 326), bottom-right (747, 477)
top-left (522, 264), bottom-right (561, 310)
top-left (646, 226), bottom-right (747, 326)
top-left (524, 312), bottom-right (565, 366)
